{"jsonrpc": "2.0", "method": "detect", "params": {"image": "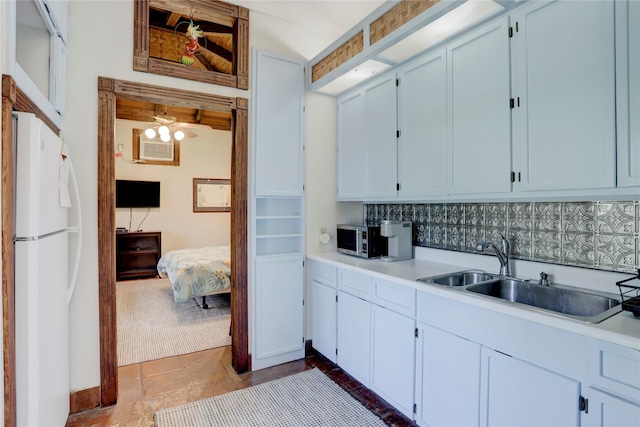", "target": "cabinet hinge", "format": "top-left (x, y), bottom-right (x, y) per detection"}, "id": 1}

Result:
top-left (517, 97), bottom-right (520, 107)
top-left (508, 26), bottom-right (513, 37)
top-left (518, 172), bottom-right (521, 182)
top-left (336, 348), bottom-right (338, 356)
top-left (336, 294), bottom-right (338, 302)
top-left (302, 299), bottom-right (305, 306)
top-left (511, 171), bottom-right (516, 183)
top-left (415, 328), bottom-right (419, 338)
top-left (303, 184), bottom-right (305, 191)
top-left (516, 21), bottom-right (519, 33)
top-left (579, 396), bottom-right (588, 413)
top-left (397, 130), bottom-right (401, 138)
top-left (510, 98), bottom-right (515, 109)
top-left (396, 78), bottom-right (400, 86)
top-left (302, 336), bottom-right (305, 343)
top-left (302, 260), bottom-right (305, 267)
top-left (397, 183), bottom-right (401, 191)
top-left (413, 403), bottom-right (417, 414)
